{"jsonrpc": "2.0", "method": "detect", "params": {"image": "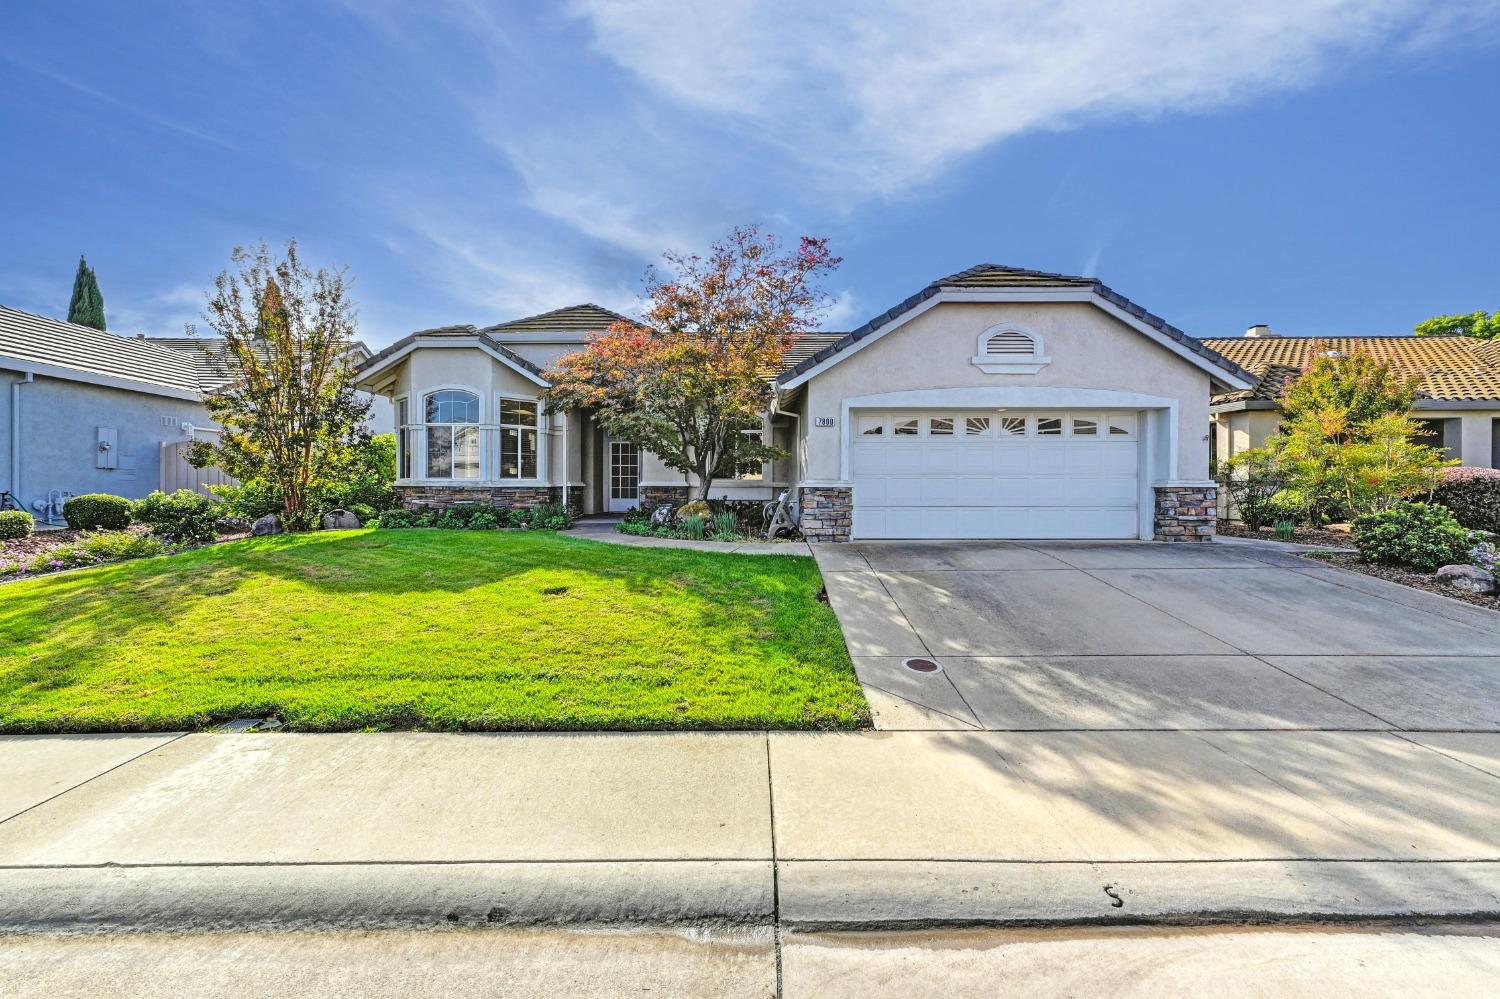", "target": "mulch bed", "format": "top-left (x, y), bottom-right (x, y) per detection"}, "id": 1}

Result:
top-left (1217, 522), bottom-right (1354, 548)
top-left (2, 525), bottom-right (250, 578)
top-left (1301, 550), bottom-right (1500, 612)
